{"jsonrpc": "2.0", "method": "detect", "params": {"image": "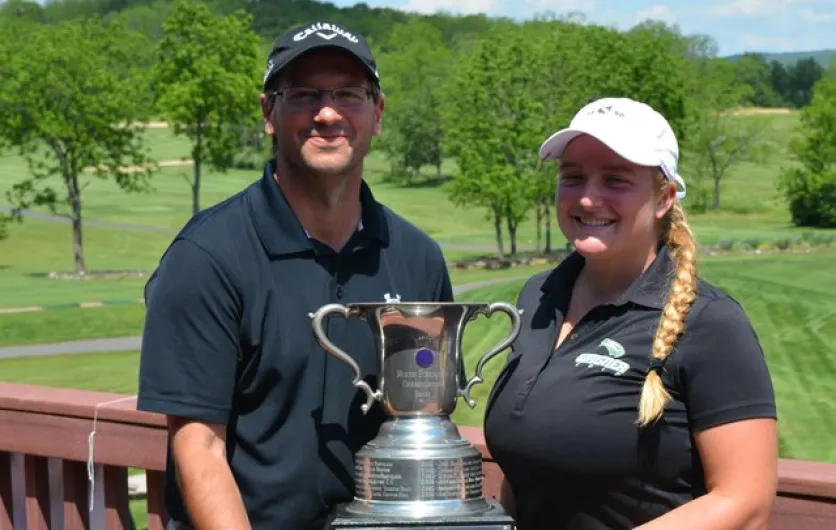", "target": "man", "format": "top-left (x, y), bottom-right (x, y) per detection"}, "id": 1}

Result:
top-left (137, 21), bottom-right (454, 530)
